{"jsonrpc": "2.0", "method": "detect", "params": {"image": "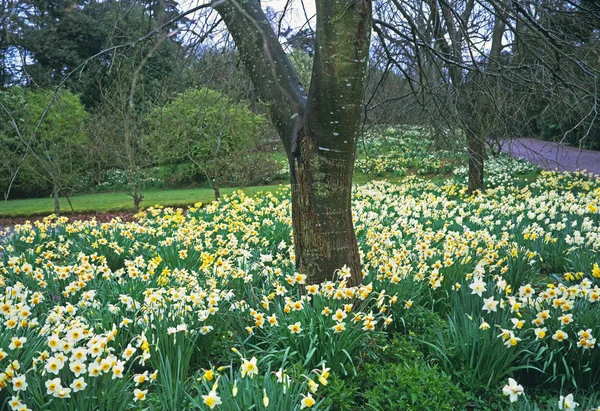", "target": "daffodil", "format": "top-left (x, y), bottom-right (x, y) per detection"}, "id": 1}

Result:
top-left (593, 263), bottom-right (600, 278)
top-left (232, 379), bottom-right (238, 397)
top-left (70, 377), bottom-right (87, 392)
top-left (469, 278), bottom-right (487, 296)
top-left (482, 296), bottom-right (498, 313)
top-left (202, 389), bottom-right (222, 409)
top-left (241, 356), bottom-right (258, 378)
top-left (534, 327), bottom-right (547, 340)
top-left (203, 369), bottom-right (215, 381)
top-left (288, 322), bottom-right (302, 334)
top-left (558, 393), bottom-right (579, 410)
top-left (301, 393), bottom-right (316, 409)
top-left (553, 330), bottom-right (568, 342)
top-left (133, 388), bottom-right (147, 402)
top-left (8, 336), bottom-right (26, 350)
top-left (502, 378), bottom-right (524, 403)
top-left (12, 375), bottom-right (27, 391)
